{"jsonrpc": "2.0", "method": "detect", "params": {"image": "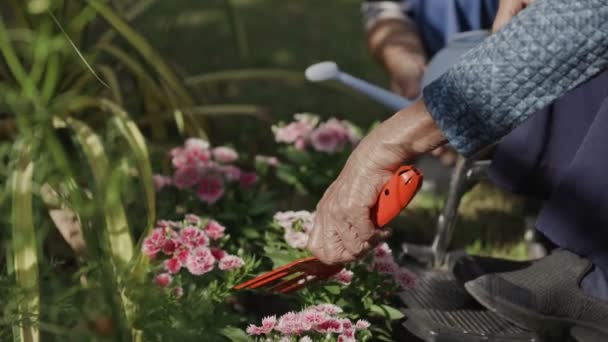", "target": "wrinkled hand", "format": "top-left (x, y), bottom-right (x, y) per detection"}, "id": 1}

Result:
top-left (307, 100), bottom-right (446, 264)
top-left (492, 0), bottom-right (535, 33)
top-left (384, 46), bottom-right (426, 99)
